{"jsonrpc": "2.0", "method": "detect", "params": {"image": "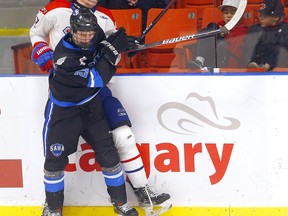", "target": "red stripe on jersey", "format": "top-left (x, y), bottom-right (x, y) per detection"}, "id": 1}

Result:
top-left (97, 6), bottom-right (116, 25)
top-left (121, 154), bottom-right (141, 163)
top-left (40, 0), bottom-right (71, 15)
